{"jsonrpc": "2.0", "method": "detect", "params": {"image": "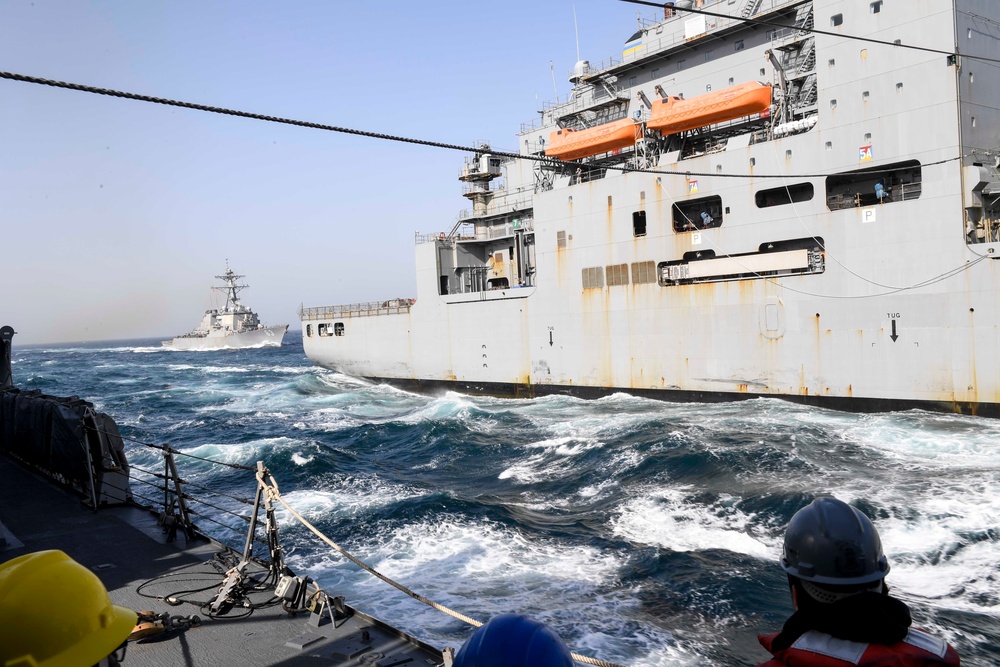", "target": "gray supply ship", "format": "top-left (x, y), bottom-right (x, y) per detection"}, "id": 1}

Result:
top-left (166, 265), bottom-right (287, 350)
top-left (301, 0), bottom-right (1000, 416)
